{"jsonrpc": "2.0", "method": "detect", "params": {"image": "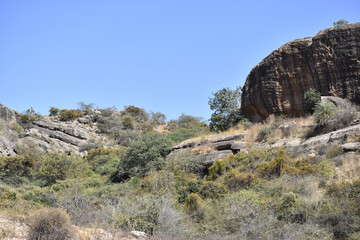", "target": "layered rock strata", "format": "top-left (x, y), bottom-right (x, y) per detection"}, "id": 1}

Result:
top-left (241, 23), bottom-right (360, 121)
